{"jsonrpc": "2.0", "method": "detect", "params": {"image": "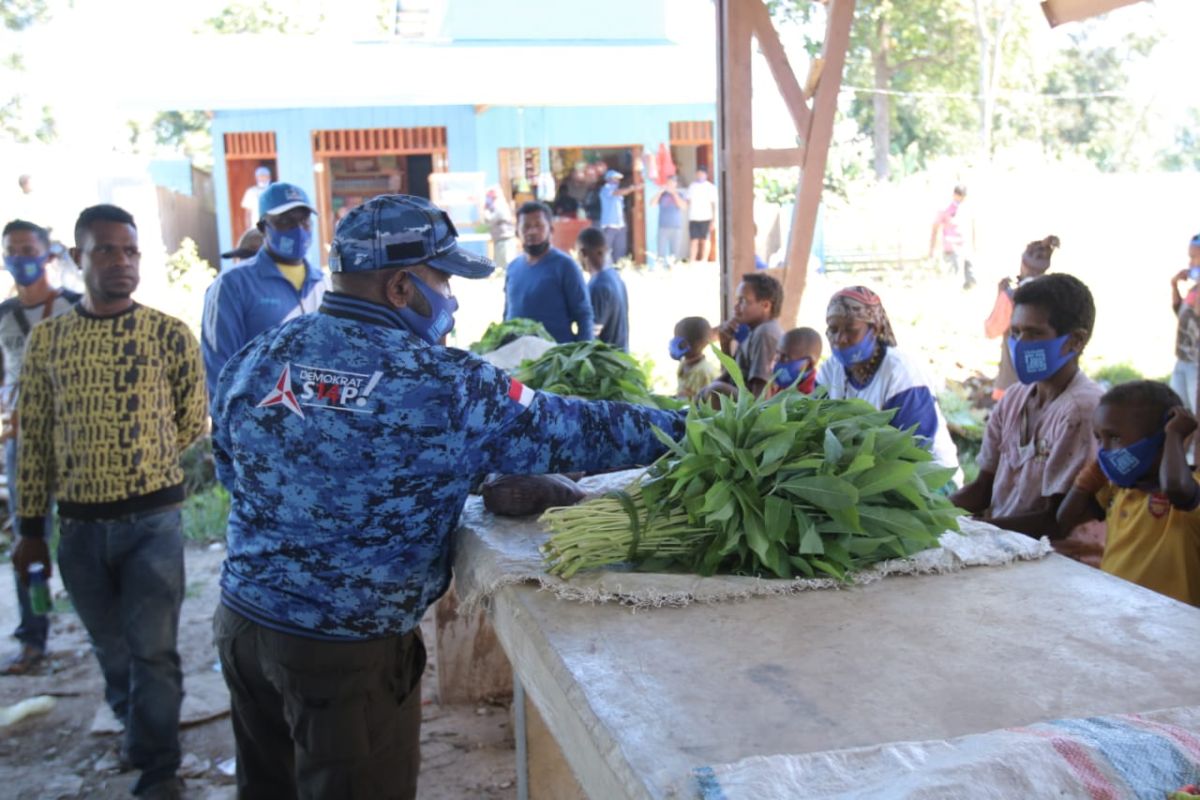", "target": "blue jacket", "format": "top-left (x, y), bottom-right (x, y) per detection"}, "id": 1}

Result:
top-left (212, 292), bottom-right (684, 641)
top-left (201, 248), bottom-right (326, 400)
top-left (588, 267), bottom-right (629, 351)
top-left (503, 248), bottom-right (594, 343)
